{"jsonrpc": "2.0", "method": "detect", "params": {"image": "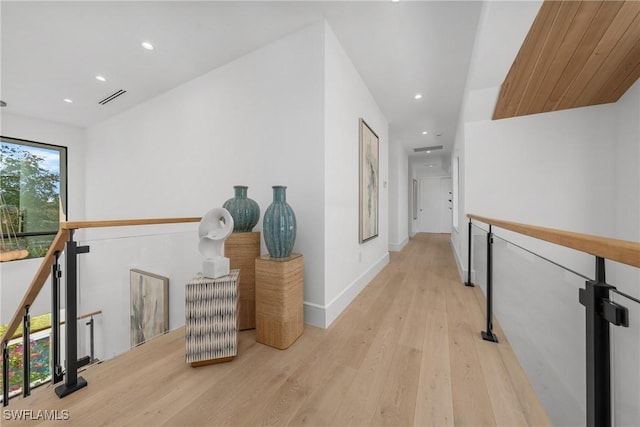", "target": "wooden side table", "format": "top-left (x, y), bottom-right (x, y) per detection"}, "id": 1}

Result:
top-left (185, 270), bottom-right (239, 367)
top-left (225, 232), bottom-right (260, 330)
top-left (255, 254), bottom-right (304, 349)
